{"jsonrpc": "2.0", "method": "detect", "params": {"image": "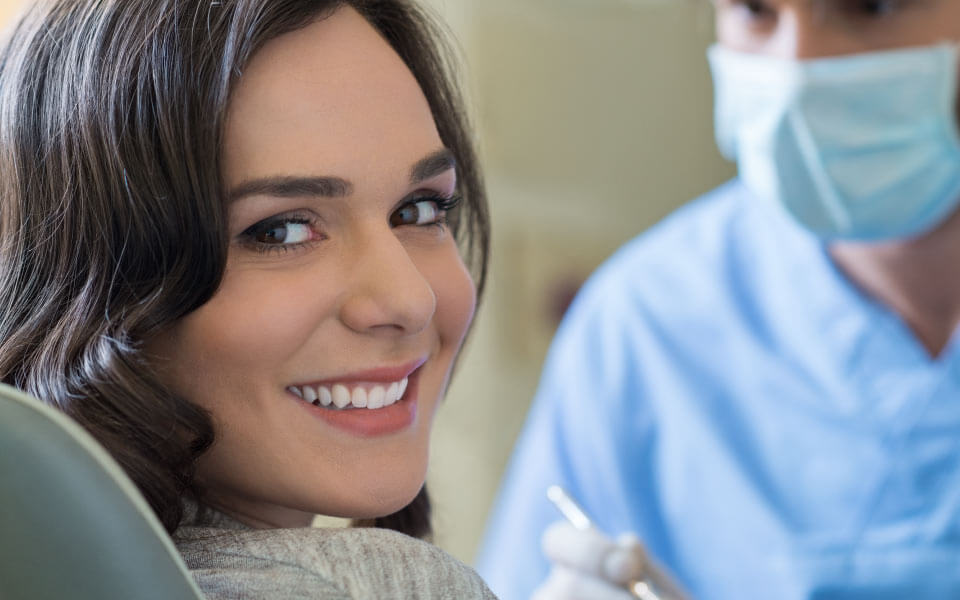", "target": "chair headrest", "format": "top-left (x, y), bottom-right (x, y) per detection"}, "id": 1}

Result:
top-left (0, 383), bottom-right (205, 600)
